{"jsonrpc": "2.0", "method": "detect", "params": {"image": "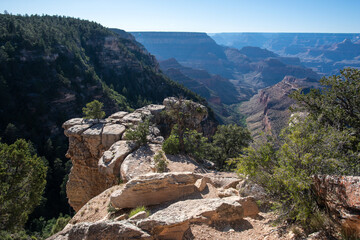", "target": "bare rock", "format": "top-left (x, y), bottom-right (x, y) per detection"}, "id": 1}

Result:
top-left (98, 140), bottom-right (137, 178)
top-left (110, 172), bottom-right (201, 209)
top-left (129, 211), bottom-right (149, 221)
top-left (48, 221), bottom-right (152, 240)
top-left (218, 188), bottom-right (239, 198)
top-left (313, 175), bottom-right (360, 238)
top-left (120, 144), bottom-right (162, 181)
top-left (62, 118), bottom-right (84, 130)
top-left (195, 177), bottom-right (213, 192)
top-left (102, 124), bottom-right (126, 149)
top-left (108, 111), bottom-right (129, 120)
top-left (238, 196), bottom-right (259, 217)
top-left (137, 196), bottom-right (245, 239)
top-left (237, 179), bottom-right (267, 200)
